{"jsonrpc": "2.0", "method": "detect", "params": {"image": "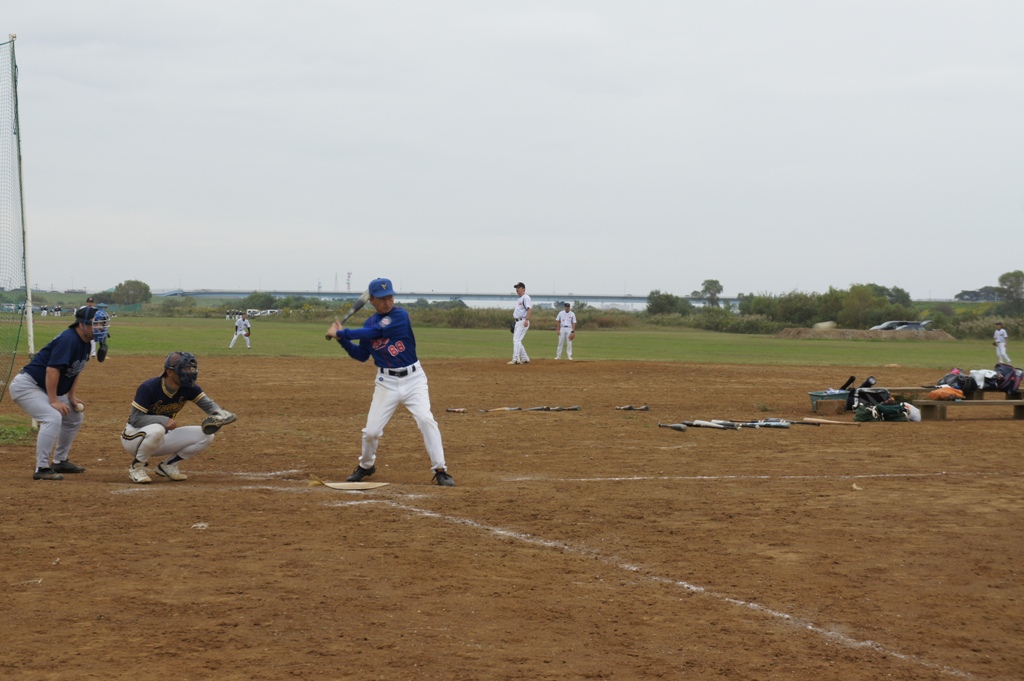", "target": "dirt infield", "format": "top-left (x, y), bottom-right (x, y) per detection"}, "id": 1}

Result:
top-left (2, 356), bottom-right (1021, 680)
